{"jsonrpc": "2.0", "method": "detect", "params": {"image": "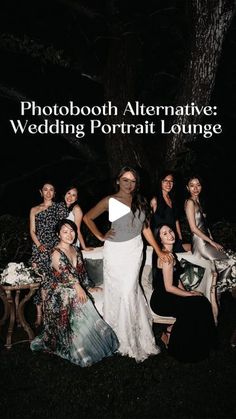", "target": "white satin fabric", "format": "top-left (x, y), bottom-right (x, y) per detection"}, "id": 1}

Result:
top-left (66, 211), bottom-right (80, 247)
top-left (103, 235), bottom-right (160, 362)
